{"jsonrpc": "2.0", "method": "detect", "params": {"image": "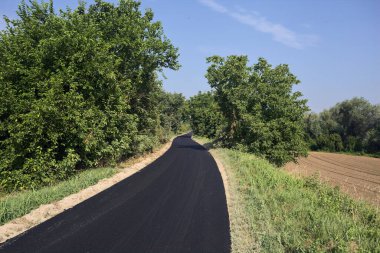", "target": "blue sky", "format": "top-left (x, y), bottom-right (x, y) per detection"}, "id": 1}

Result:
top-left (1, 0), bottom-right (379, 112)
